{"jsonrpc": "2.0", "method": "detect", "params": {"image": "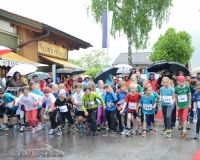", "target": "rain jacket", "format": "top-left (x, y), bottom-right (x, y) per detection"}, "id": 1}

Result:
top-left (82, 80), bottom-right (90, 87)
top-left (104, 92), bottom-right (118, 111)
top-left (105, 74), bottom-right (114, 86)
top-left (148, 73), bottom-right (159, 93)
